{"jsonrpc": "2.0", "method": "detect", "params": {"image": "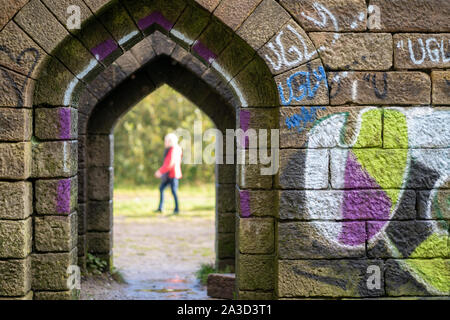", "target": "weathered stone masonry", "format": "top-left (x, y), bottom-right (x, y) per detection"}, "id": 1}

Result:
top-left (0, 0), bottom-right (449, 300)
